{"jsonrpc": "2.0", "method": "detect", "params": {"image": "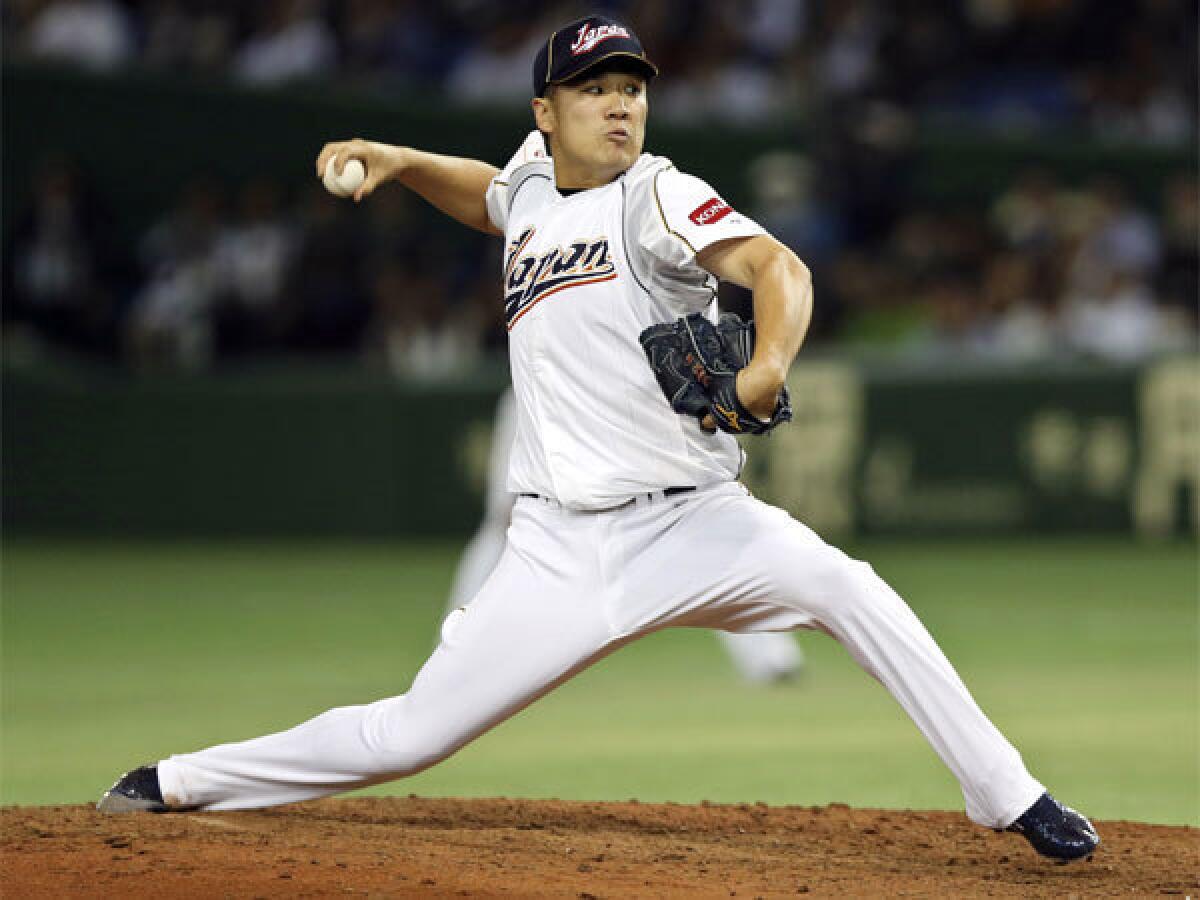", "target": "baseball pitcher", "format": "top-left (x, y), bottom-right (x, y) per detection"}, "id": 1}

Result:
top-left (99, 14), bottom-right (1098, 862)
